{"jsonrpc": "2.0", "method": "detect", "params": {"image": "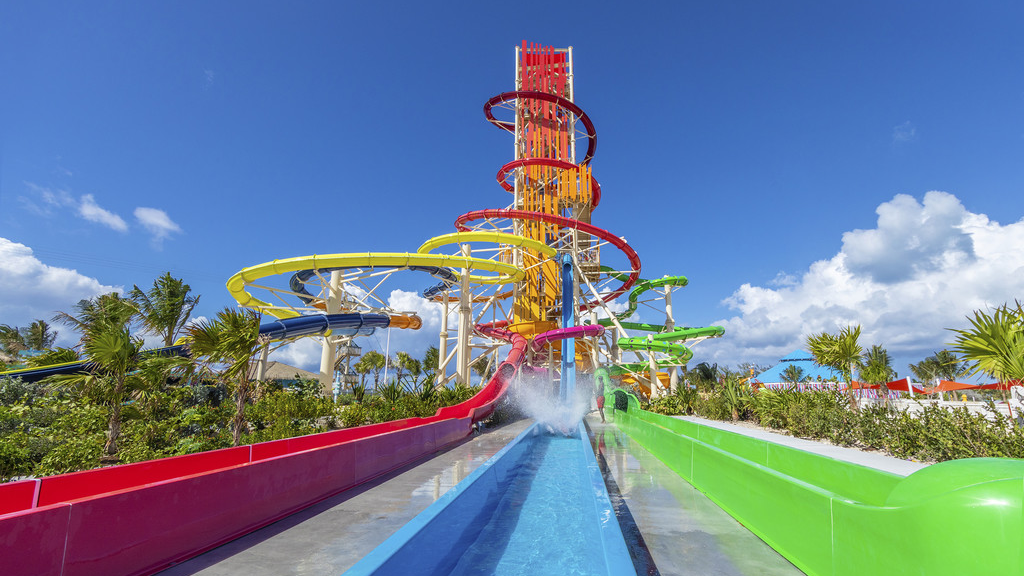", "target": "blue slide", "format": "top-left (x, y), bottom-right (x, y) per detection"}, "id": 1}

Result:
top-left (0, 313), bottom-right (391, 383)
